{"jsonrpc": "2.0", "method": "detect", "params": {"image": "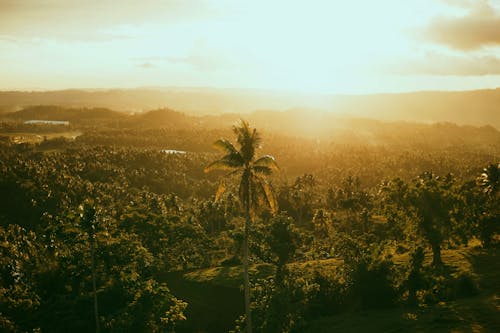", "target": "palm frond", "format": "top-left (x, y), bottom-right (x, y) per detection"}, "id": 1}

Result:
top-left (233, 120), bottom-right (261, 163)
top-left (253, 165), bottom-right (273, 175)
top-left (213, 139), bottom-right (238, 154)
top-left (204, 154), bottom-right (243, 173)
top-left (251, 128), bottom-right (262, 147)
top-left (254, 155), bottom-right (279, 170)
top-left (256, 177), bottom-right (278, 215)
top-left (225, 168), bottom-right (242, 178)
top-left (233, 120), bottom-right (251, 143)
top-left (215, 181), bottom-right (226, 202)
